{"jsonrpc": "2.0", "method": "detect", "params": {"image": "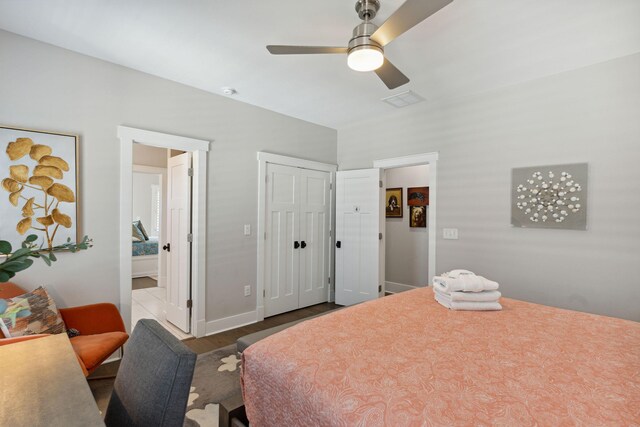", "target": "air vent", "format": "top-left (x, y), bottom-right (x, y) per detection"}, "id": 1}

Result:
top-left (381, 90), bottom-right (425, 108)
